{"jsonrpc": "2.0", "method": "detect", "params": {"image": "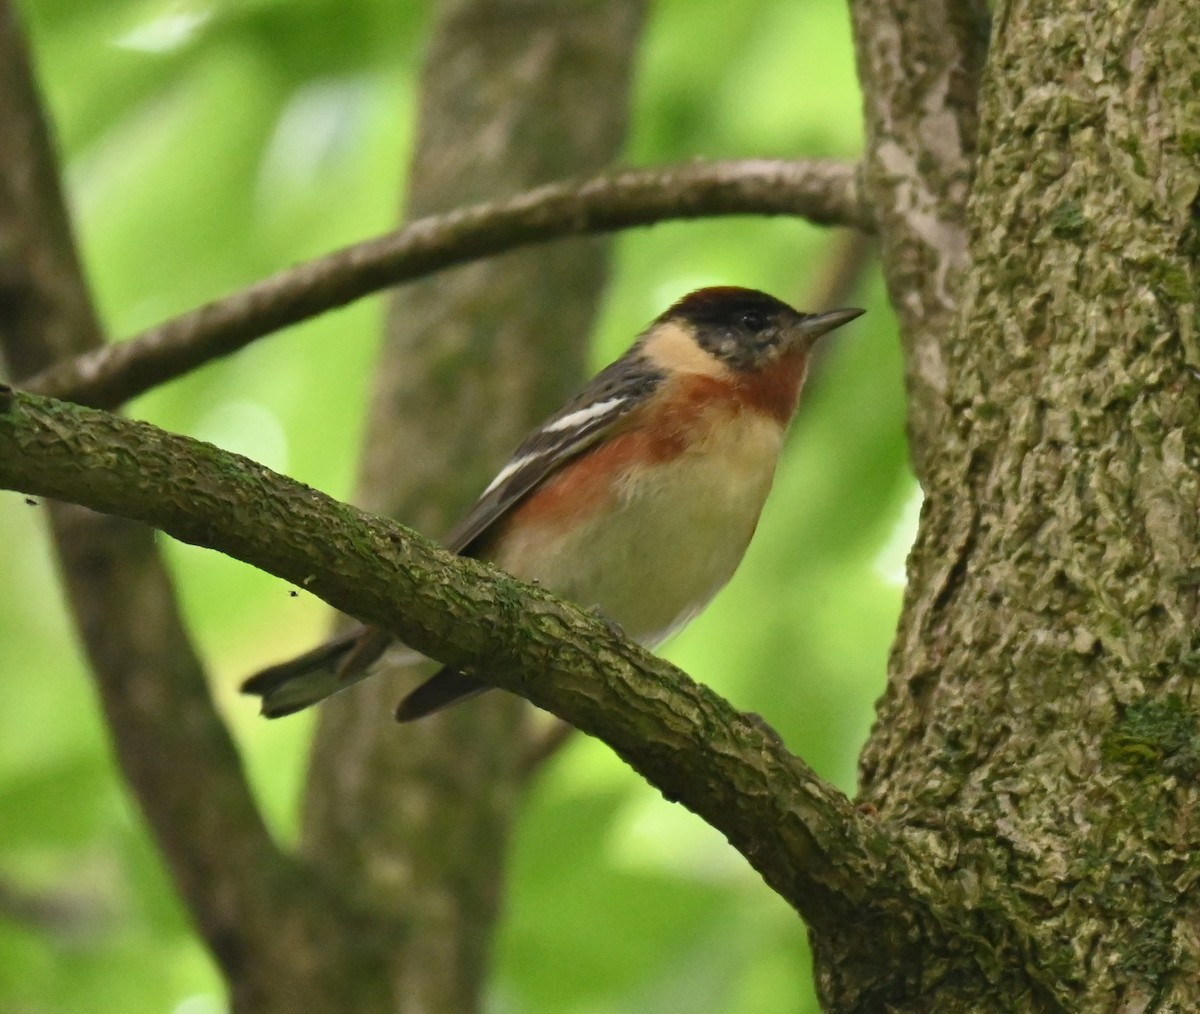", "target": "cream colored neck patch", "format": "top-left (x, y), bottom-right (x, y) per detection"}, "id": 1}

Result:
top-left (641, 320), bottom-right (733, 380)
